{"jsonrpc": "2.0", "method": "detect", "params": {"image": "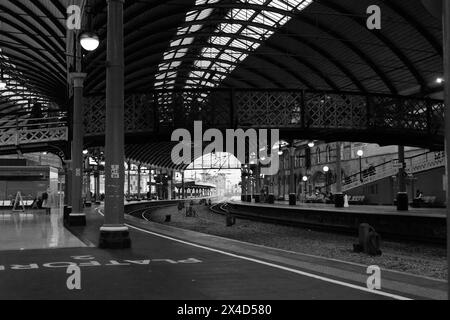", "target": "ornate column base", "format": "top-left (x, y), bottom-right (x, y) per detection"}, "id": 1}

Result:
top-left (254, 194), bottom-right (261, 203)
top-left (246, 195), bottom-right (252, 203)
top-left (68, 213), bottom-right (86, 226)
top-left (268, 194), bottom-right (275, 204)
top-left (99, 226), bottom-right (131, 249)
top-left (397, 192), bottom-right (409, 211)
top-left (289, 194), bottom-right (296, 206)
top-left (63, 206), bottom-right (72, 223)
top-left (335, 193), bottom-right (345, 208)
